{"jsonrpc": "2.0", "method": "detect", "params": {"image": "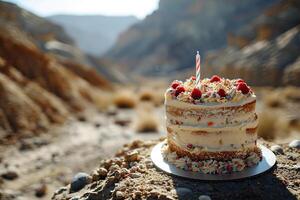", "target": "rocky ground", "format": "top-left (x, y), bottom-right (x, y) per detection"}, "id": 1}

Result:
top-left (0, 107), bottom-right (164, 200)
top-left (51, 139), bottom-right (300, 200)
